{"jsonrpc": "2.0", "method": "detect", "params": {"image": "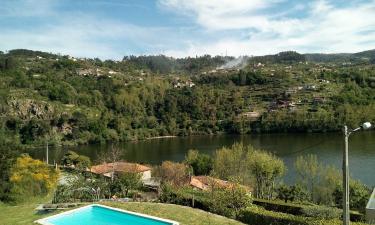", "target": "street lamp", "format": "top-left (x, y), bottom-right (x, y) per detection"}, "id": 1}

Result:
top-left (343, 122), bottom-right (372, 225)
